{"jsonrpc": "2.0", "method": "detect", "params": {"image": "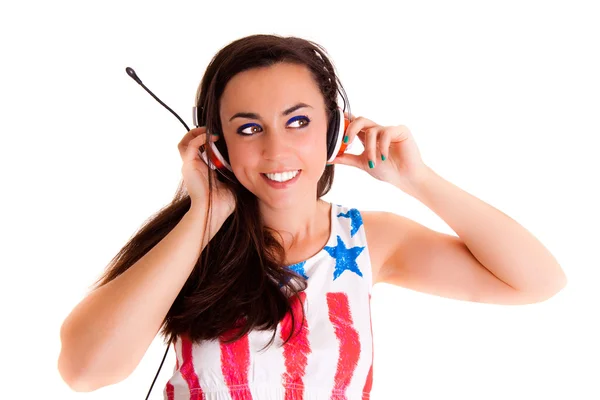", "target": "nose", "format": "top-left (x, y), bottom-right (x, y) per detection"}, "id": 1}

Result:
top-left (261, 129), bottom-right (293, 161)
